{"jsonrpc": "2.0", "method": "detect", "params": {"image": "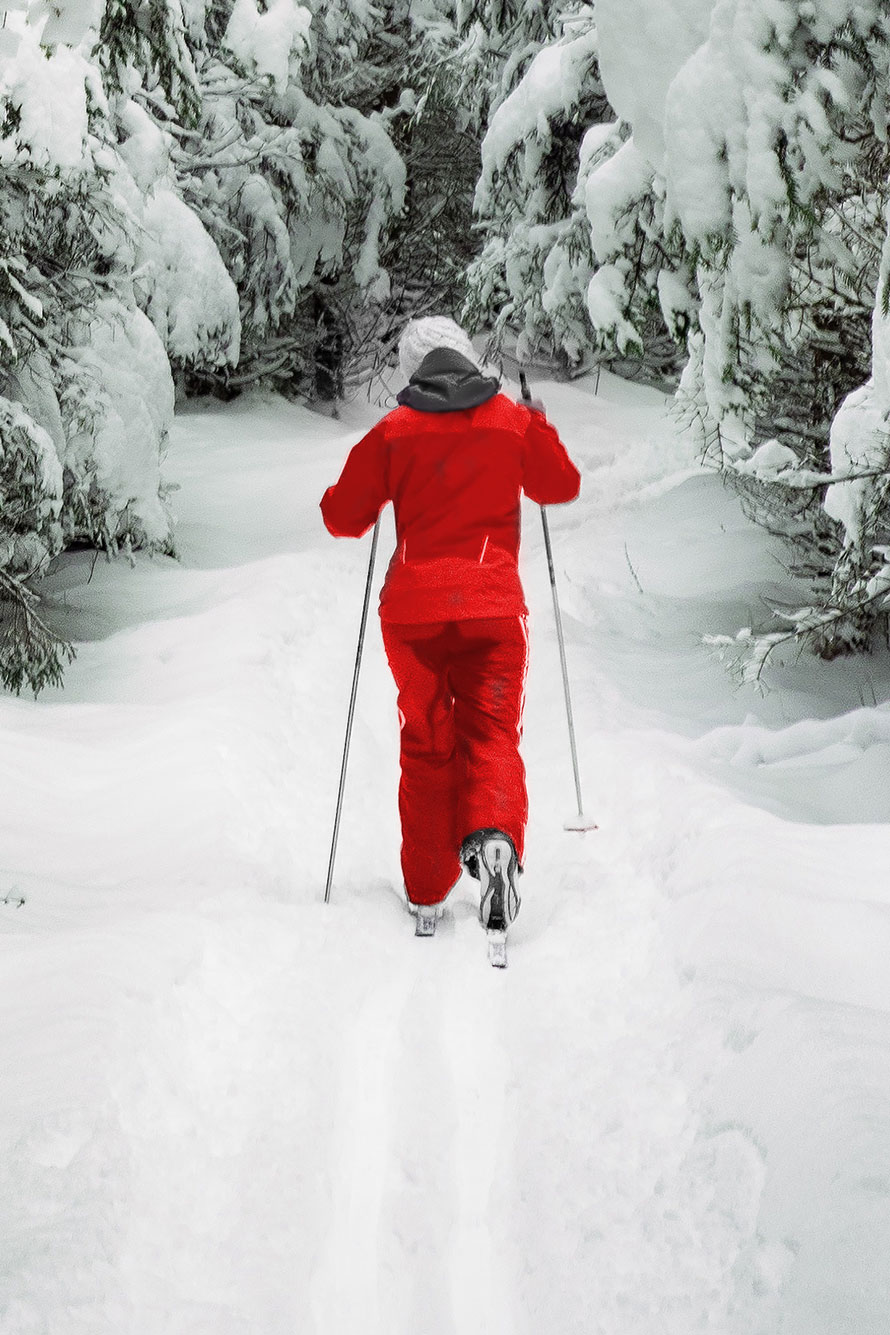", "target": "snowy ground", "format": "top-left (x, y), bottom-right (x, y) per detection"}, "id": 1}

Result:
top-left (3, 370), bottom-right (890, 1334)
